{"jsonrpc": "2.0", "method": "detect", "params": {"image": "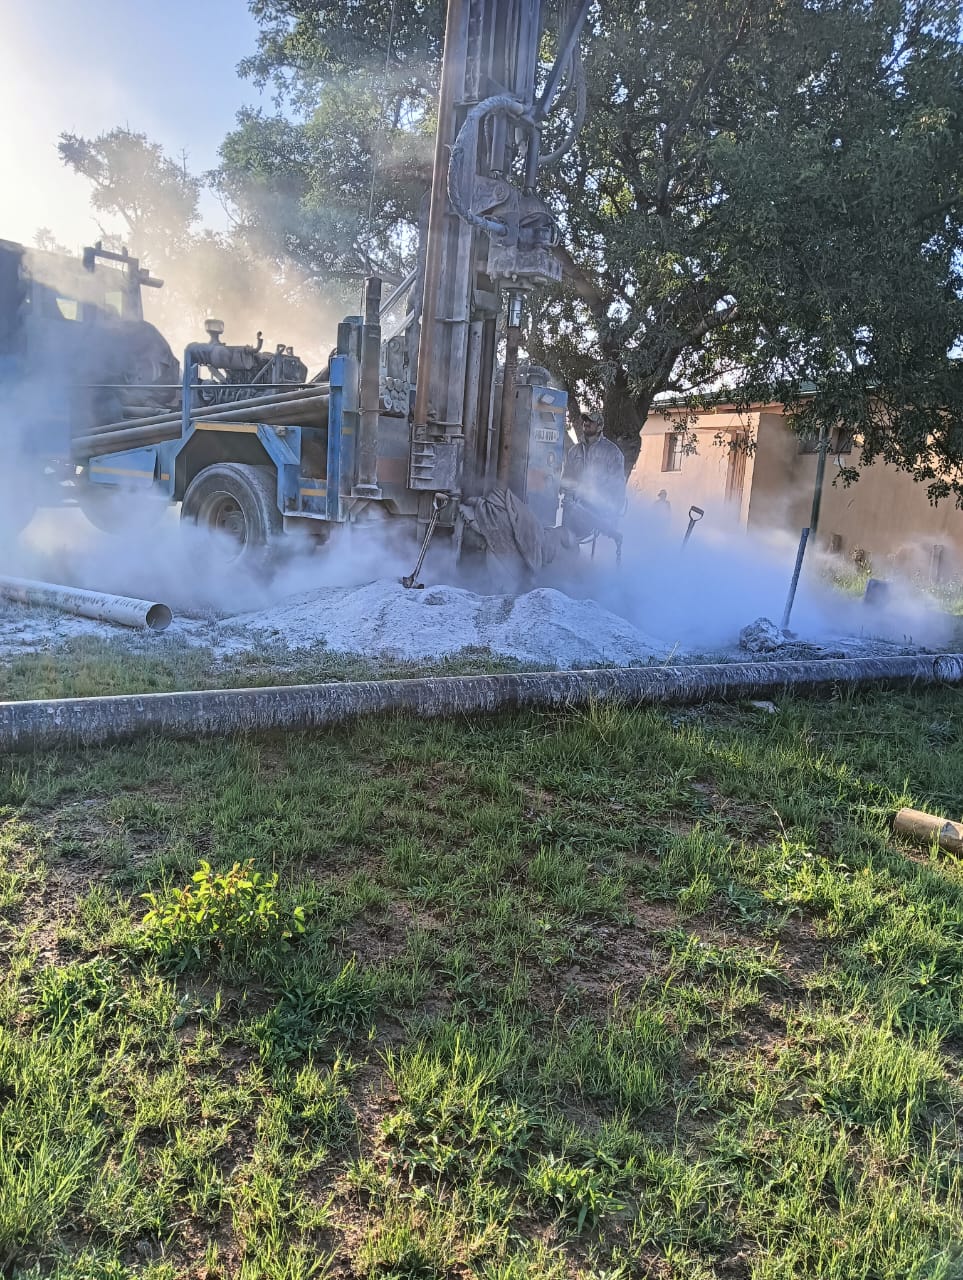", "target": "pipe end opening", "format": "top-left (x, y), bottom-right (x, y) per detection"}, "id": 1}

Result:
top-left (146, 604), bottom-right (173, 632)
